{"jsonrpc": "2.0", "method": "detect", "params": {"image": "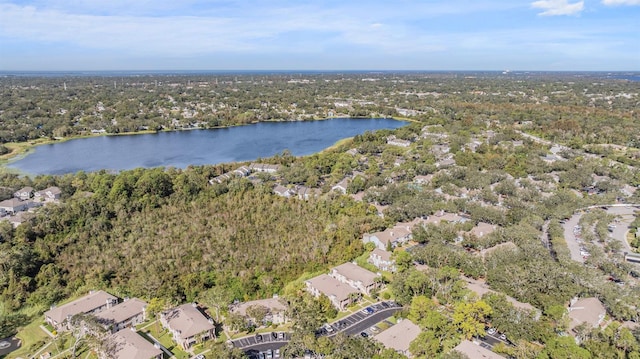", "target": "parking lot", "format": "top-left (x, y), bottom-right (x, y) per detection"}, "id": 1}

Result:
top-left (232, 301), bottom-right (402, 357)
top-left (562, 205), bottom-right (639, 264)
top-left (232, 331), bottom-right (290, 349)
